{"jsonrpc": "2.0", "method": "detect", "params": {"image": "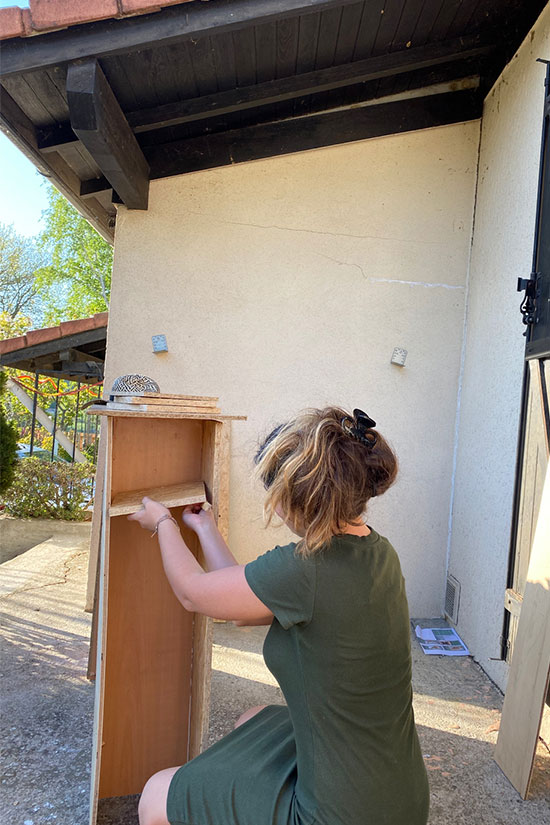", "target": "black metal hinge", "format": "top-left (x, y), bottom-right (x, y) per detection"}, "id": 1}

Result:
top-left (518, 273), bottom-right (540, 334)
